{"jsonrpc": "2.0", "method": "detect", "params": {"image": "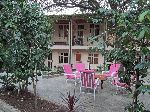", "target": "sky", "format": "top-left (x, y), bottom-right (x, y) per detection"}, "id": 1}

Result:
top-left (28, 0), bottom-right (80, 15)
top-left (44, 7), bottom-right (81, 15)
